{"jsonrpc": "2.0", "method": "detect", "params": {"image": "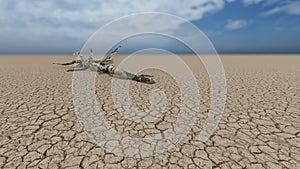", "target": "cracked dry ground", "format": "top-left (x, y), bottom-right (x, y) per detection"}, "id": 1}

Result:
top-left (0, 55), bottom-right (300, 169)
